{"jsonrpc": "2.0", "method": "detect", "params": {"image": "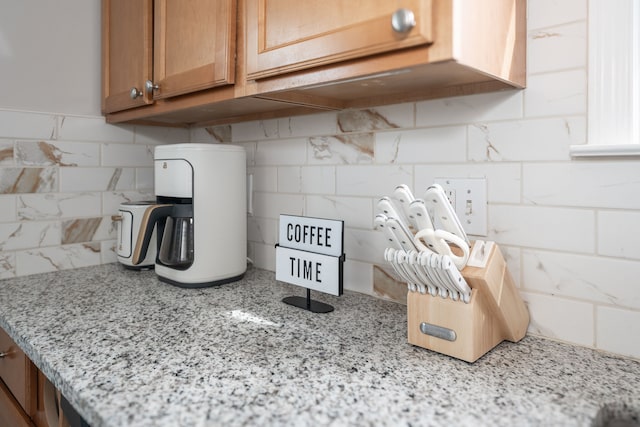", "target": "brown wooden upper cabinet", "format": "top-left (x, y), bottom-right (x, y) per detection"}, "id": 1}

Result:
top-left (102, 0), bottom-right (525, 126)
top-left (245, 0), bottom-right (525, 111)
top-left (102, 0), bottom-right (236, 114)
top-left (245, 0), bottom-right (434, 80)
